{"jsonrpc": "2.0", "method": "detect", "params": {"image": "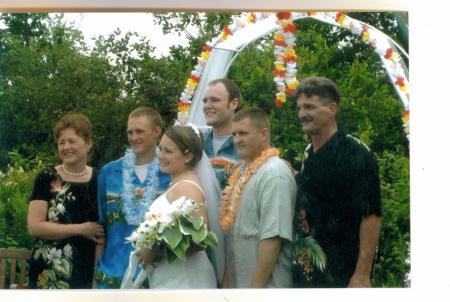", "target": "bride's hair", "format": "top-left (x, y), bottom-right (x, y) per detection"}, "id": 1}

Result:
top-left (164, 126), bottom-right (203, 169)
